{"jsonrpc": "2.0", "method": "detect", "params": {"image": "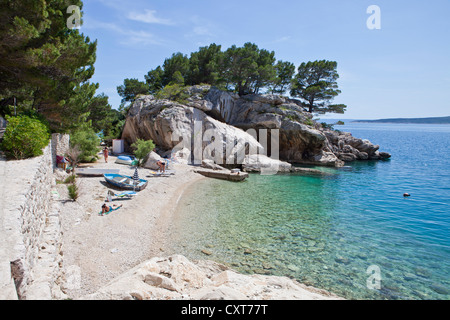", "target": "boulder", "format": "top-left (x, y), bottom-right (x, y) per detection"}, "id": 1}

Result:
top-left (201, 159), bottom-right (225, 171)
top-left (81, 255), bottom-right (343, 300)
top-left (122, 96), bottom-right (263, 167)
top-left (242, 154), bottom-right (292, 174)
top-left (143, 151), bottom-right (163, 170)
